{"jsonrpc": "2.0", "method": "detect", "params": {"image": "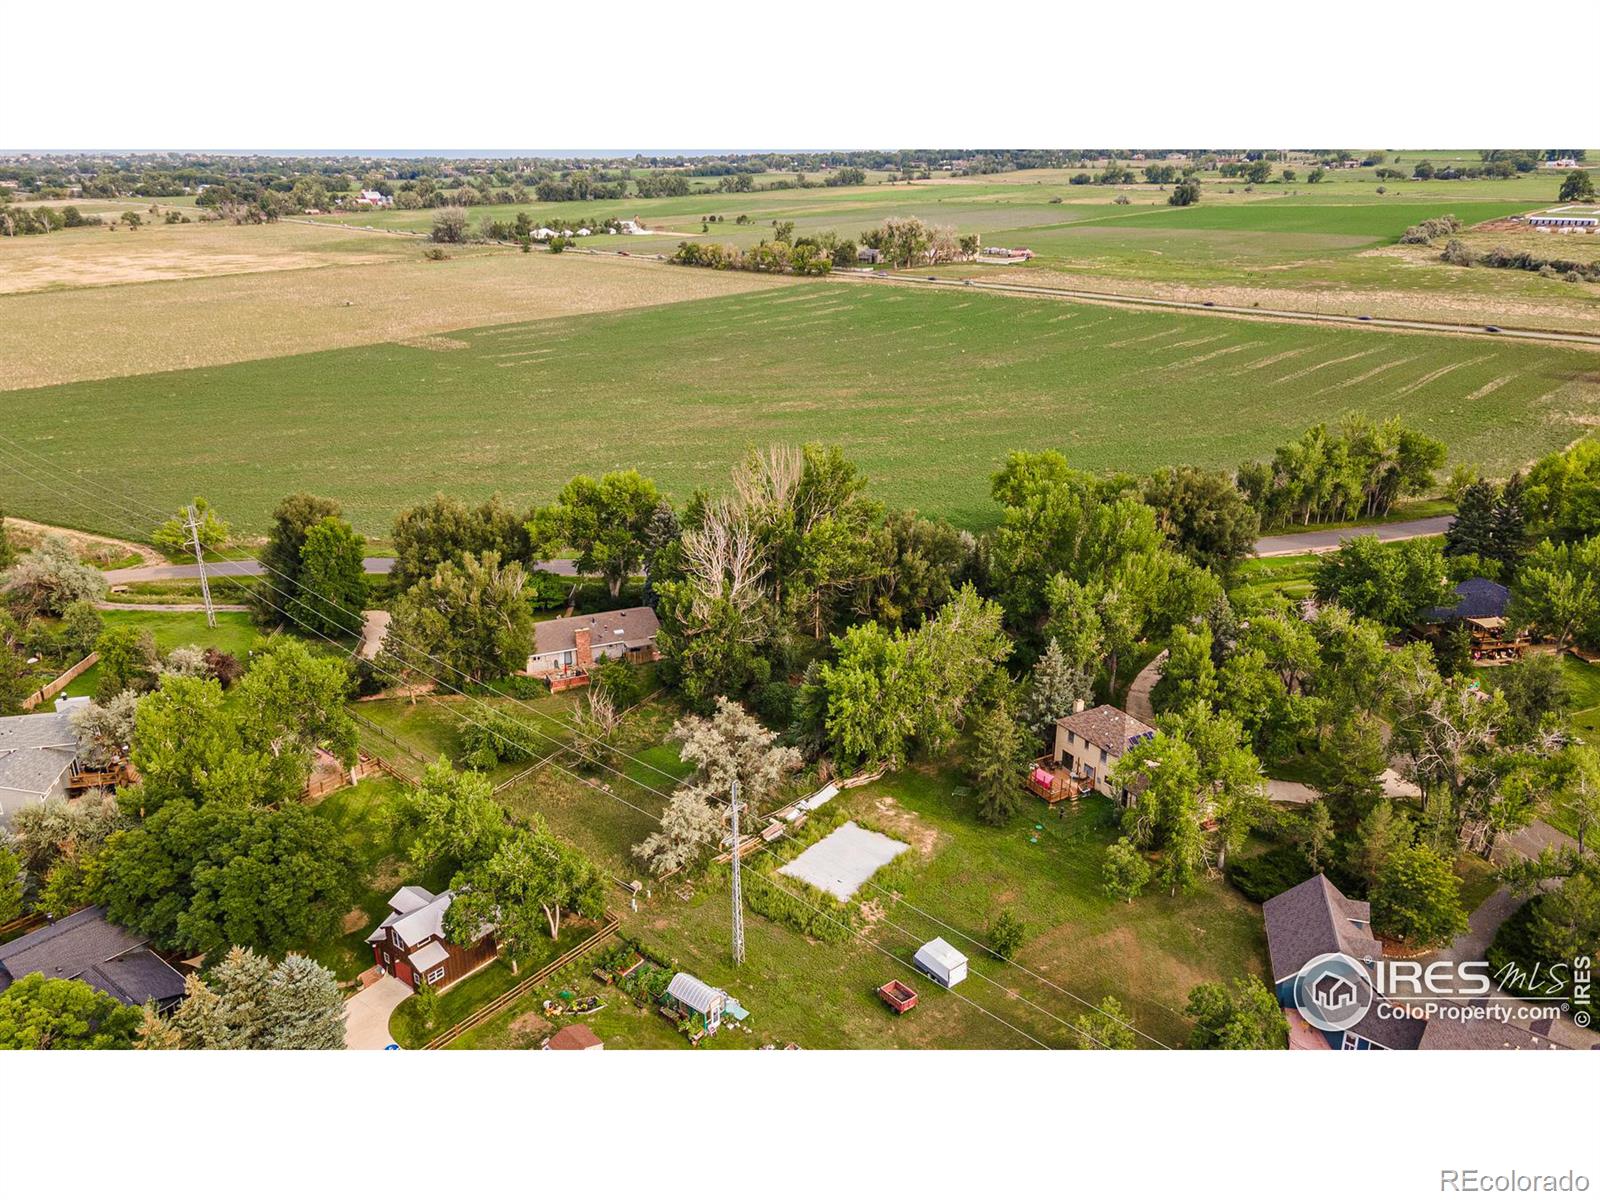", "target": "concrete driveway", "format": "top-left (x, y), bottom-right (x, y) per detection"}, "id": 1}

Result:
top-left (343, 974), bottom-right (411, 1050)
